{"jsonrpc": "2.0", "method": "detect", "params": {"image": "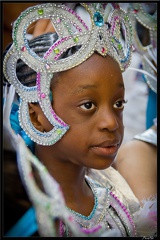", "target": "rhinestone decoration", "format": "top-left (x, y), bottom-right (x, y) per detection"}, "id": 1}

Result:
top-left (38, 9), bottom-right (44, 15)
top-left (93, 12), bottom-right (104, 27)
